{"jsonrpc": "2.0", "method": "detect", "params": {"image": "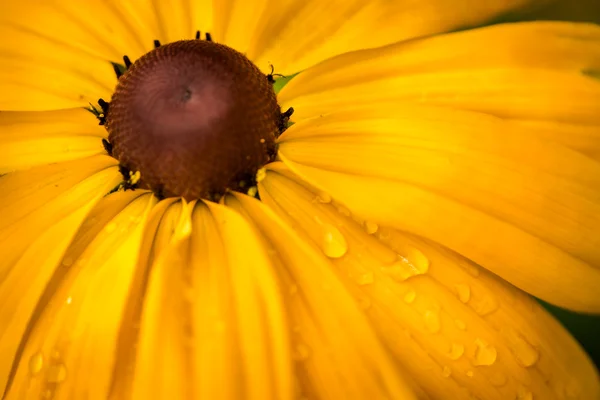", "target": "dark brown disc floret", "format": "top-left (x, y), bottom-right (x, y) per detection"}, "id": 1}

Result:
top-left (106, 40), bottom-right (281, 200)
